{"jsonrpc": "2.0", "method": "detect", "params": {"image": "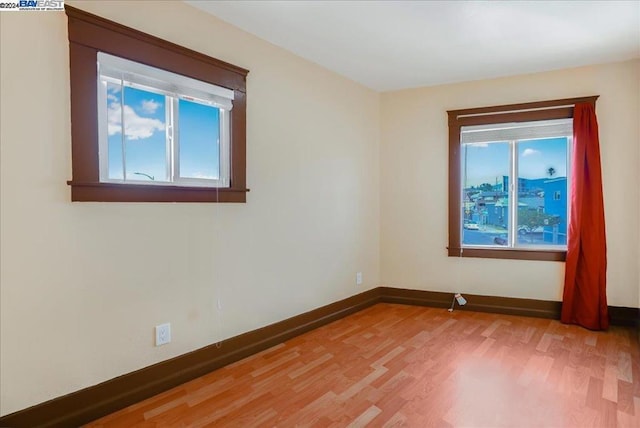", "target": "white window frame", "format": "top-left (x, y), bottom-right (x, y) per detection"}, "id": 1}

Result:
top-left (96, 52), bottom-right (233, 188)
top-left (460, 119), bottom-right (572, 251)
